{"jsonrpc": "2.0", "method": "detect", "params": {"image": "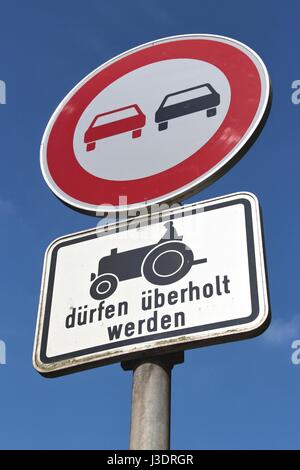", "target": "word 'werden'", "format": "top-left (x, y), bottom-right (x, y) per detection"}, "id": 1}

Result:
top-left (65, 275), bottom-right (231, 341)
